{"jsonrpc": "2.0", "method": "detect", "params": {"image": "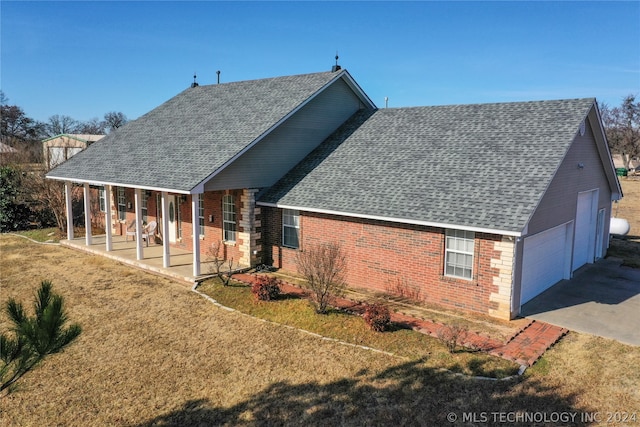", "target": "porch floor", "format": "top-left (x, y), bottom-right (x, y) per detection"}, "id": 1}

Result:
top-left (61, 235), bottom-right (248, 286)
